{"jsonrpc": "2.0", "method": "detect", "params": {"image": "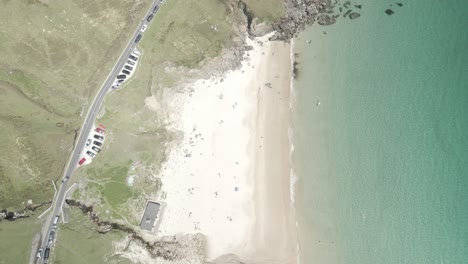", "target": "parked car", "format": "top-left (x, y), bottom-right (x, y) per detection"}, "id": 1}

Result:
top-left (129, 55), bottom-right (138, 61)
top-left (93, 141), bottom-right (102, 147)
top-left (94, 134), bottom-right (104, 141)
top-left (92, 146), bottom-right (101, 153)
top-left (36, 248), bottom-right (43, 259)
top-left (141, 24), bottom-right (147, 32)
top-left (95, 127), bottom-right (106, 135)
top-left (135, 34), bottom-right (142, 43)
top-left (86, 138), bottom-right (92, 147)
top-left (122, 69), bottom-right (131, 75)
top-left (153, 5), bottom-right (159, 13)
top-left (147, 14), bottom-right (154, 22)
top-left (127, 60), bottom-right (135, 66)
top-left (117, 74), bottom-right (127, 80)
top-left (48, 231), bottom-right (55, 246)
top-left (44, 247), bottom-right (50, 260)
top-left (86, 151), bottom-right (96, 158)
top-left (79, 157), bottom-right (86, 165)
top-left (124, 65), bottom-right (133, 71)
top-left (132, 49), bottom-right (141, 57)
top-left (117, 79), bottom-right (125, 84)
